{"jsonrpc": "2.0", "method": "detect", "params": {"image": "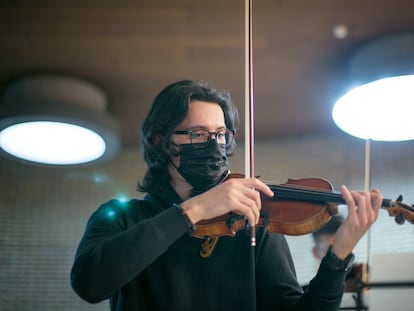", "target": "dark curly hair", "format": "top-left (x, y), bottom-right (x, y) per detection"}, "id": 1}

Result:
top-left (138, 80), bottom-right (239, 196)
